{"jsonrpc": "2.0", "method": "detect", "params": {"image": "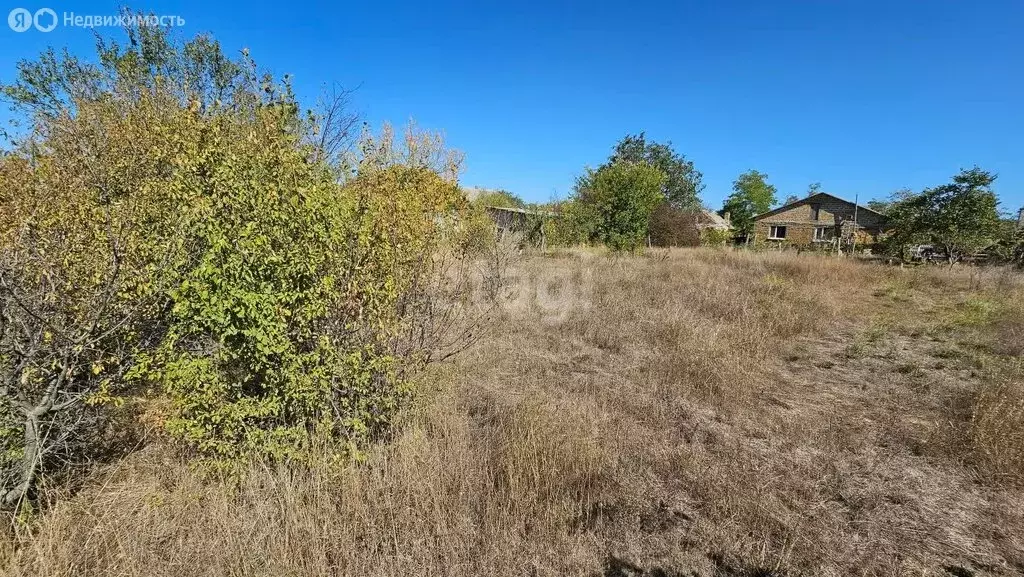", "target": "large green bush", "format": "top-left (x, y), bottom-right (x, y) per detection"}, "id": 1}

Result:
top-left (571, 161), bottom-right (666, 251)
top-left (0, 23), bottom-right (481, 504)
top-left (700, 227), bottom-right (733, 247)
top-left (149, 118), bottom-right (470, 461)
